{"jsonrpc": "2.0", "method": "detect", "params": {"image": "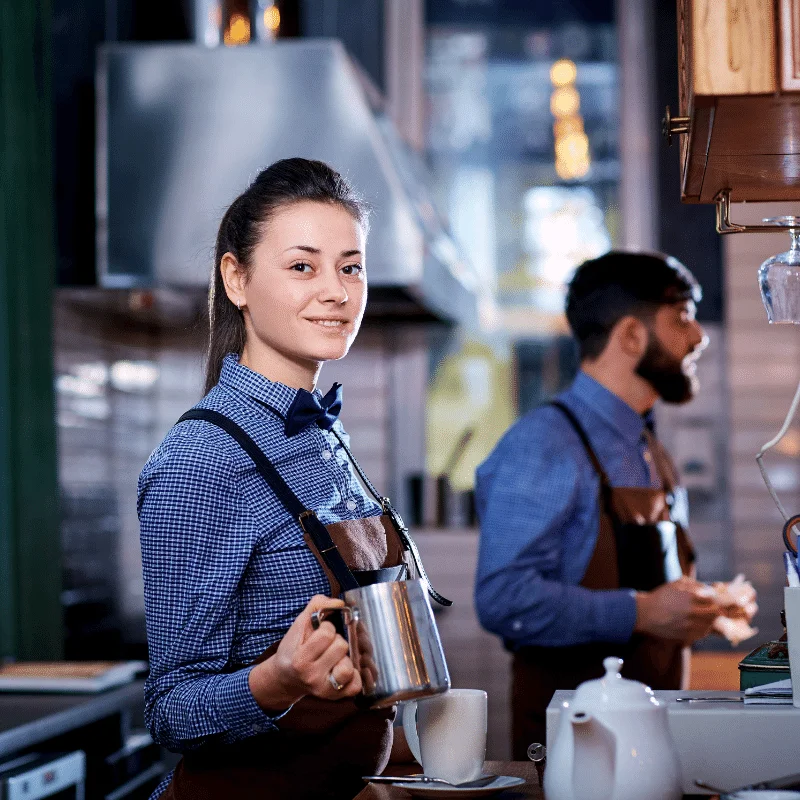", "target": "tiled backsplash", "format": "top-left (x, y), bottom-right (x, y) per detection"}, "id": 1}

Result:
top-left (723, 204), bottom-right (800, 643)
